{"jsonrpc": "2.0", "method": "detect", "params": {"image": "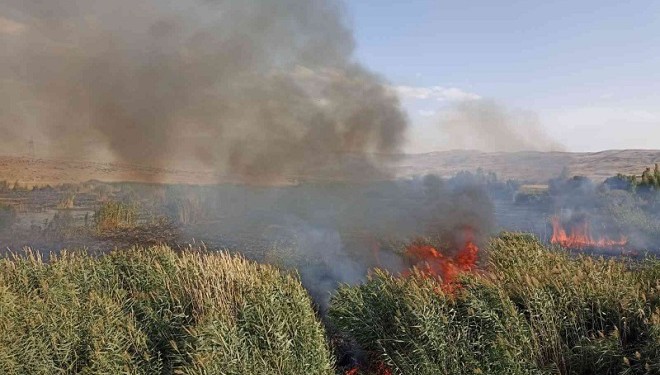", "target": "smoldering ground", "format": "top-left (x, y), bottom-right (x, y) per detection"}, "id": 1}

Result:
top-left (0, 0), bottom-right (405, 182)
